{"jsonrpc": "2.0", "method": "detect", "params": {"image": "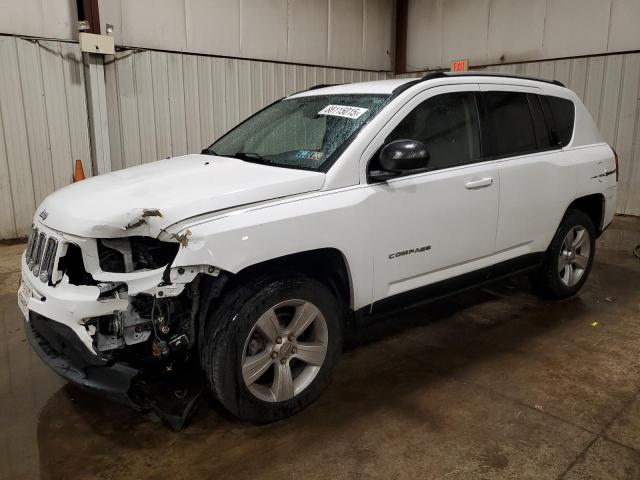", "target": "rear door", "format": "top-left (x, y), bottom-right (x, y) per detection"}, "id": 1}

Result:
top-left (478, 85), bottom-right (570, 256)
